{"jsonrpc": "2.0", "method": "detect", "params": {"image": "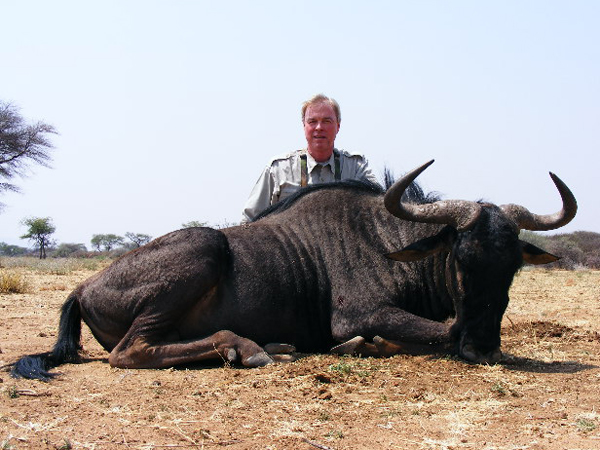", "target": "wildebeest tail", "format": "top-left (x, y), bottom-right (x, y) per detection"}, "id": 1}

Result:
top-left (11, 293), bottom-right (82, 381)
